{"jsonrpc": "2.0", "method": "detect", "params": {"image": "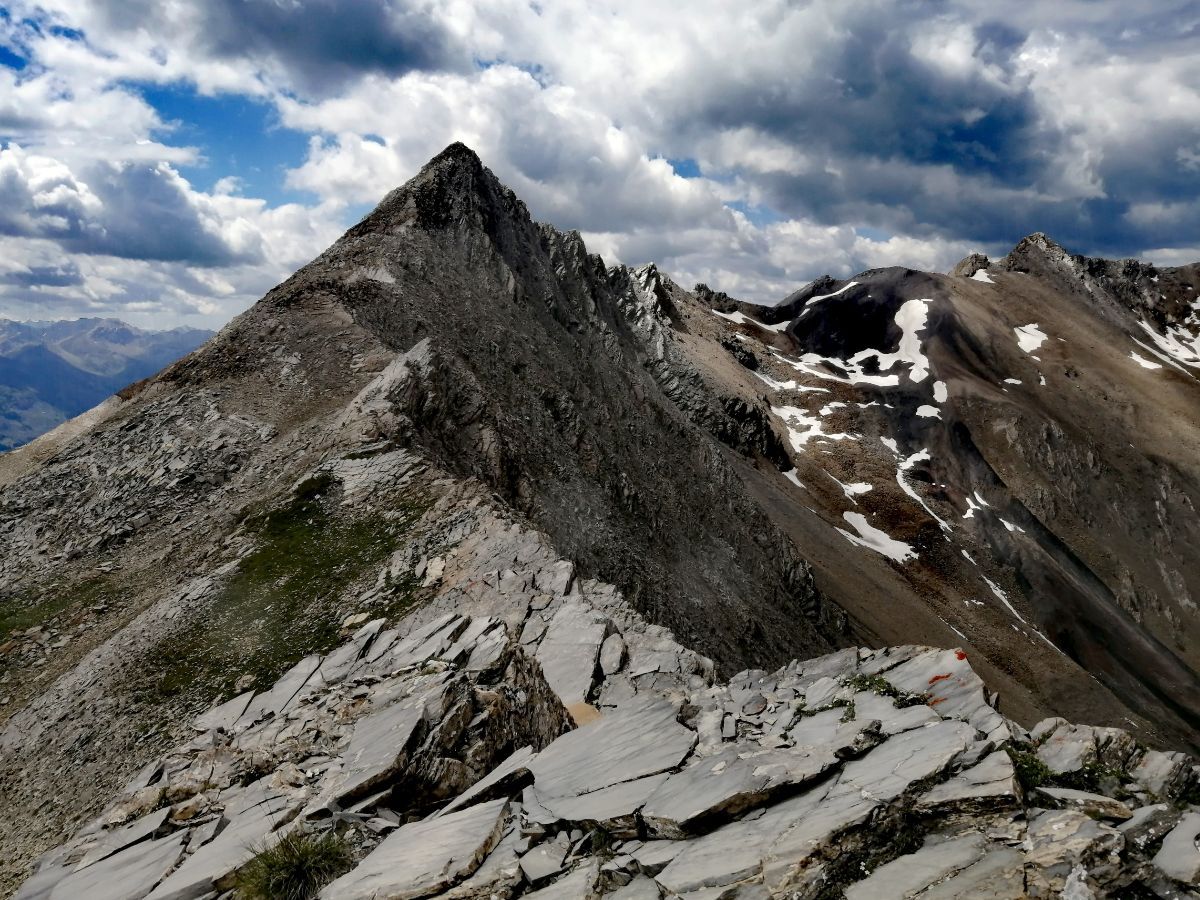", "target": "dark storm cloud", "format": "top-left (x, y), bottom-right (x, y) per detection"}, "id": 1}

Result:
top-left (668, 1), bottom-right (1200, 258)
top-left (80, 0), bottom-right (468, 94)
top-left (0, 155), bottom-right (258, 266)
top-left (0, 262), bottom-right (83, 287)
